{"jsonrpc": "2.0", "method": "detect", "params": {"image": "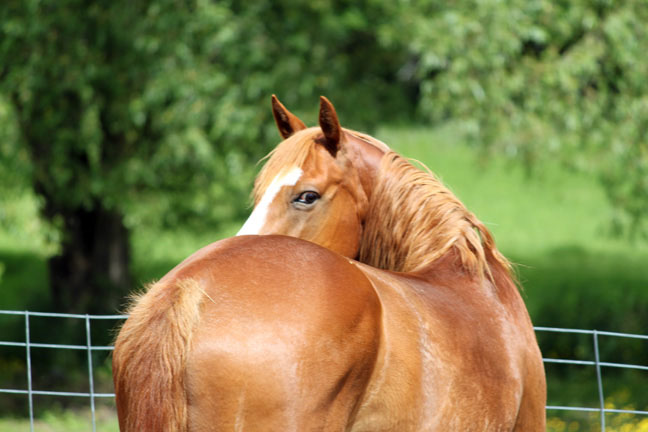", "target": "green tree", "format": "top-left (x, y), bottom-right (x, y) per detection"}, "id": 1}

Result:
top-left (0, 0), bottom-right (253, 312)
